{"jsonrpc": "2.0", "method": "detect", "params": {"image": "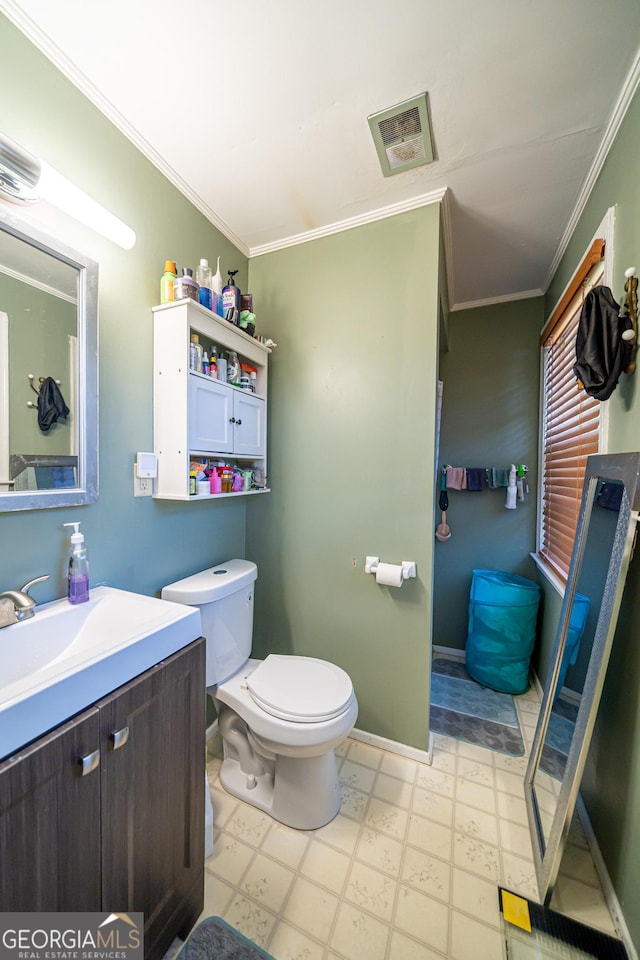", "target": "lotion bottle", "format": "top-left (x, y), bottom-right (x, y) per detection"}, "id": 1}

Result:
top-left (212, 257), bottom-right (223, 316)
top-left (222, 269), bottom-right (241, 324)
top-left (64, 521), bottom-right (90, 604)
top-left (196, 258), bottom-right (213, 311)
